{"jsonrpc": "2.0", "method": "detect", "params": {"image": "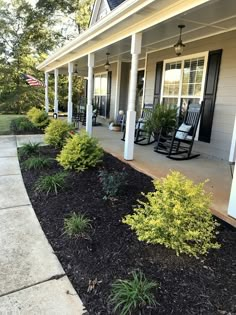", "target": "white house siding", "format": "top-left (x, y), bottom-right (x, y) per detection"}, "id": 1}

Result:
top-left (144, 30), bottom-right (236, 160)
top-left (119, 62), bottom-right (130, 112)
top-left (138, 58), bottom-right (145, 69)
top-left (94, 62), bottom-right (117, 119)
